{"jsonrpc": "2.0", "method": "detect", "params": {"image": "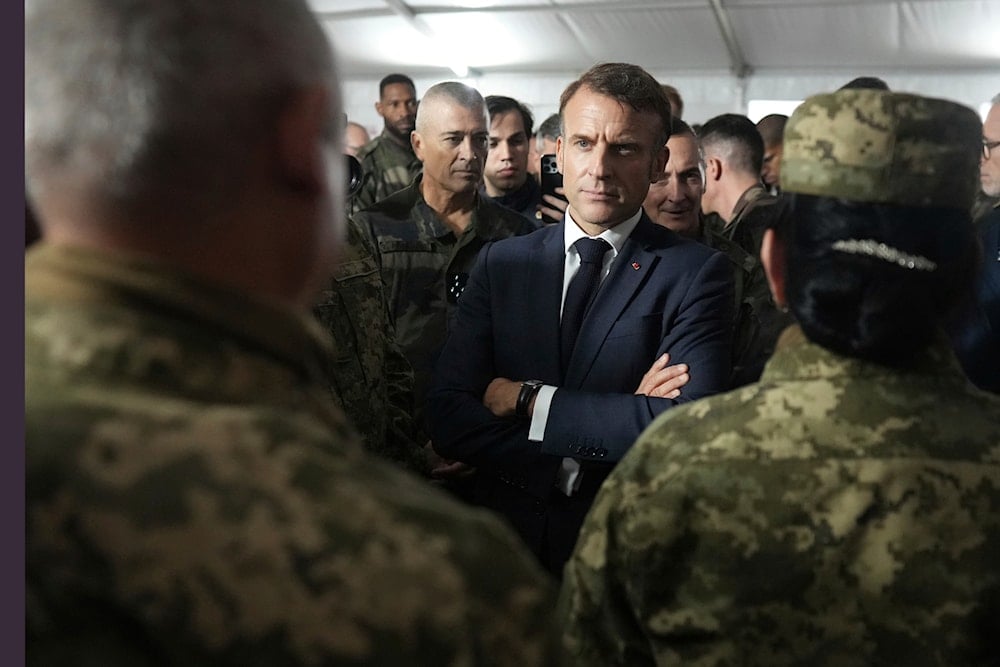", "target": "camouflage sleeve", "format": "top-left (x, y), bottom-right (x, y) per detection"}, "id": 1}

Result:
top-left (350, 153), bottom-right (381, 215)
top-left (382, 304), bottom-right (430, 469)
top-left (350, 210), bottom-right (381, 271)
top-left (316, 219), bottom-right (426, 473)
top-left (729, 261), bottom-right (793, 388)
top-left (558, 460), bottom-right (657, 666)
